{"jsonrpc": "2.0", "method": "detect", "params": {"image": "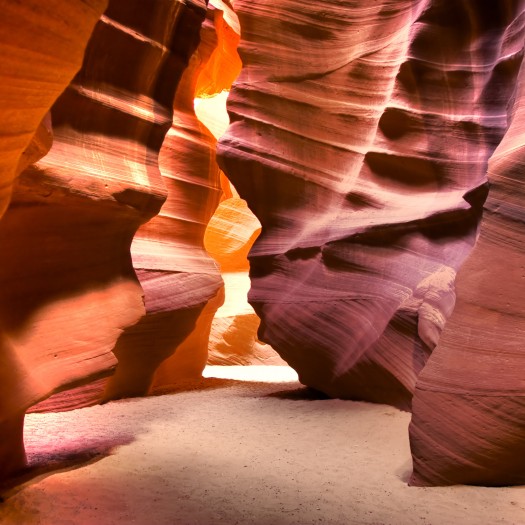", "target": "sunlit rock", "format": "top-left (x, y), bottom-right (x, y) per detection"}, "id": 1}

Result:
top-left (0, 0), bottom-right (205, 478)
top-left (193, 5), bottom-right (281, 367)
top-left (410, 25), bottom-right (525, 485)
top-left (217, 0), bottom-right (522, 411)
top-left (0, 0), bottom-right (108, 219)
top-left (208, 272), bottom-right (286, 366)
top-left (1, 0), bottom-right (524, 490)
top-left (104, 0), bottom-right (225, 399)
